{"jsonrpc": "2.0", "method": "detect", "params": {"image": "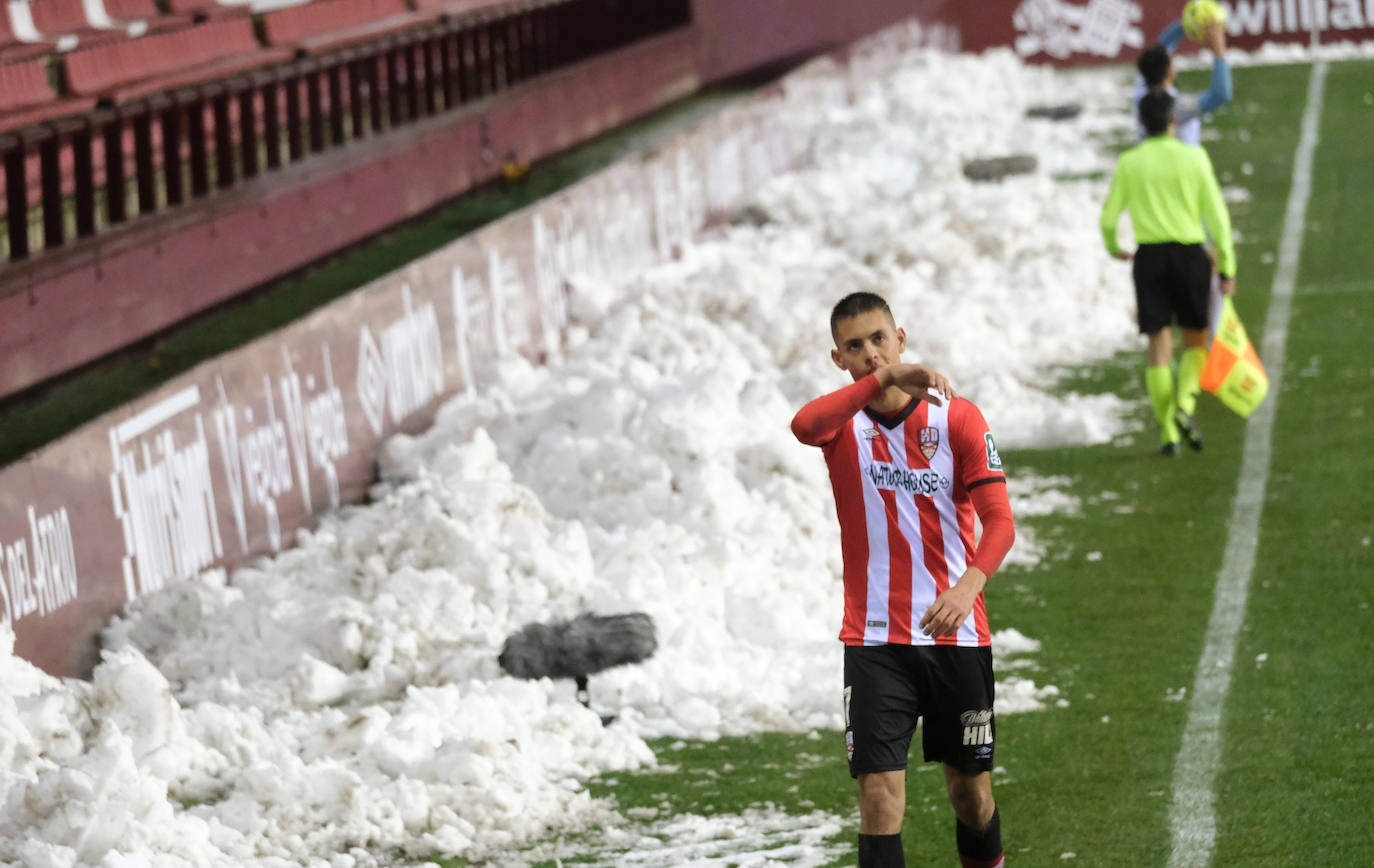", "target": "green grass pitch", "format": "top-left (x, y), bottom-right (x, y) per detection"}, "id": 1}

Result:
top-left (493, 59), bottom-right (1374, 868)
